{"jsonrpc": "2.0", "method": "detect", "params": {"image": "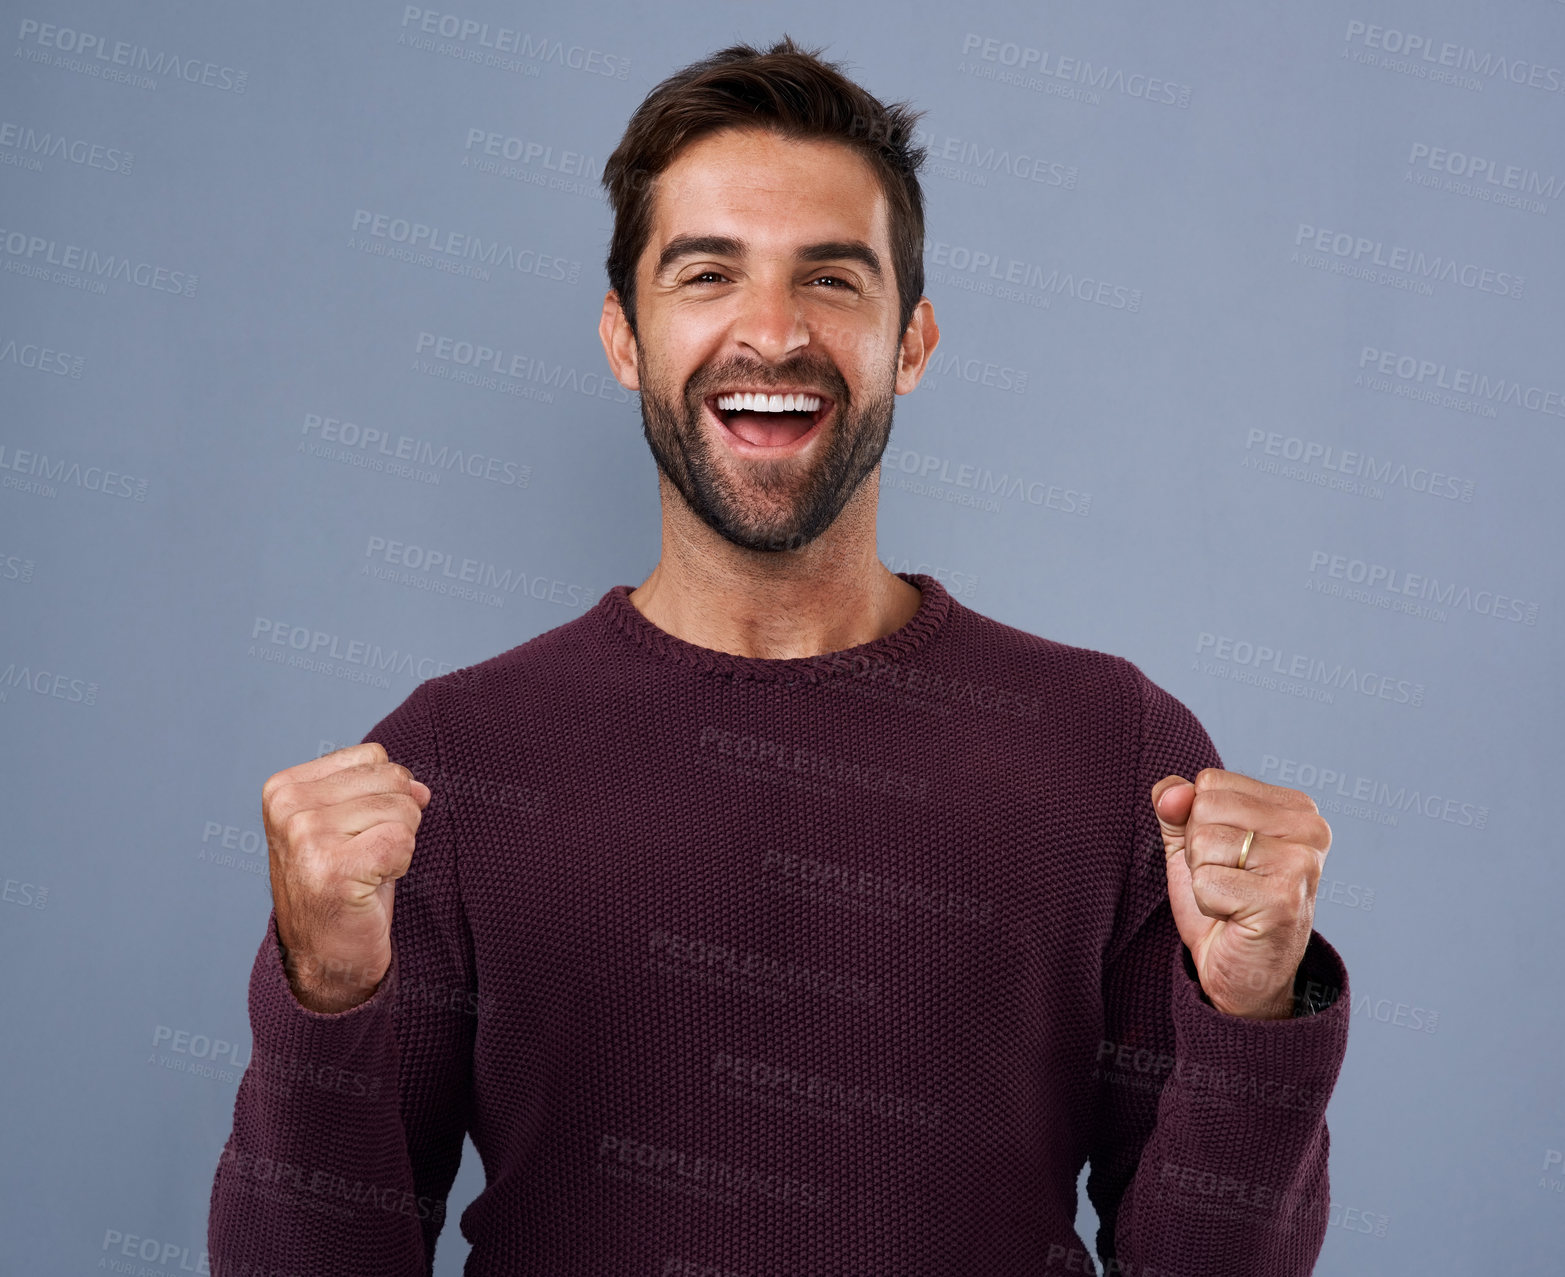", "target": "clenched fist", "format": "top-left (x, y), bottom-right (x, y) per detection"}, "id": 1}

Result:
top-left (261, 742), bottom-right (432, 1013)
top-left (1152, 768), bottom-right (1331, 1020)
